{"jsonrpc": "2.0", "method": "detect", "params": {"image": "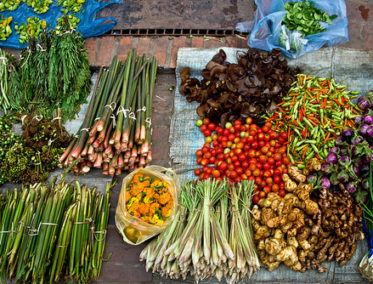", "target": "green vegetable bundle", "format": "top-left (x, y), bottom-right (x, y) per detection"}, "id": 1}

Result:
top-left (15, 17), bottom-right (47, 43)
top-left (0, 0), bottom-right (24, 12)
top-left (140, 179), bottom-right (259, 284)
top-left (0, 178), bottom-right (113, 283)
top-left (26, 0), bottom-right (53, 14)
top-left (11, 19), bottom-right (91, 122)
